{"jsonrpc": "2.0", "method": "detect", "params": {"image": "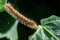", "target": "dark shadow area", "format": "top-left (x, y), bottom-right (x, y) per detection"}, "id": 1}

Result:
top-left (16, 0), bottom-right (59, 24)
top-left (8, 0), bottom-right (60, 24)
top-left (17, 22), bottom-right (35, 40)
top-left (0, 11), bottom-right (15, 33)
top-left (0, 37), bottom-right (9, 40)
